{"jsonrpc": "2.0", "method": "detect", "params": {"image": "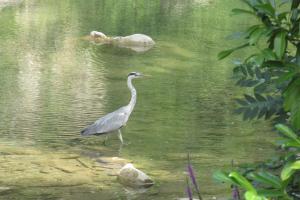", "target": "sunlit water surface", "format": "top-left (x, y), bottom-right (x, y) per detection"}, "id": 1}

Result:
top-left (0, 0), bottom-right (275, 199)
